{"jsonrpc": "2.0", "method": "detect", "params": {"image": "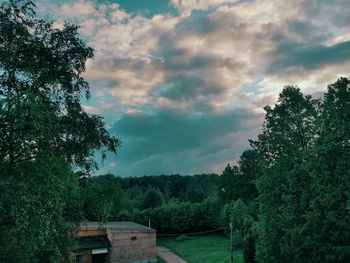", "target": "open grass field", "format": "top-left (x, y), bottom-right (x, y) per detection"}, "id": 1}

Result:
top-left (157, 235), bottom-right (243, 263)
